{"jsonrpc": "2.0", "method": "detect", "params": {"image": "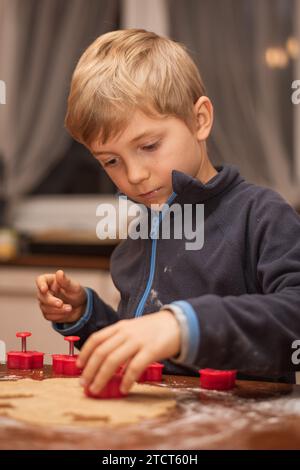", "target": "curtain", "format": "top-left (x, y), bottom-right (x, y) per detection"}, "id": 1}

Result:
top-left (0, 0), bottom-right (119, 213)
top-left (295, 0), bottom-right (300, 191)
top-left (121, 0), bottom-right (169, 35)
top-left (168, 0), bottom-right (300, 206)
